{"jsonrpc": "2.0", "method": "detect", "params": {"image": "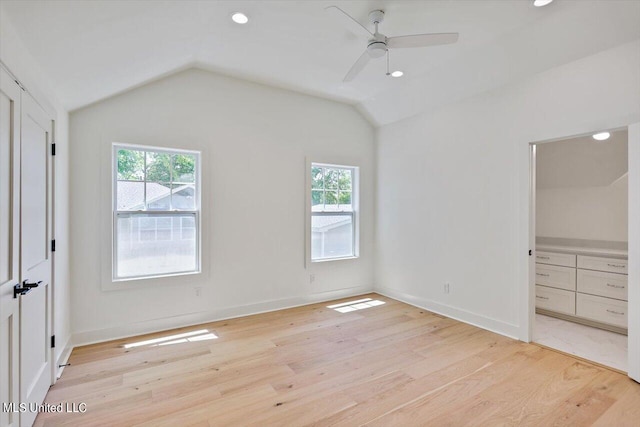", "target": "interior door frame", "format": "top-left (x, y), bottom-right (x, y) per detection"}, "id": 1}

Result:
top-left (50, 118), bottom-right (57, 385)
top-left (526, 124), bottom-right (638, 382)
top-left (627, 122), bottom-right (640, 381)
top-left (527, 143), bottom-right (536, 342)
